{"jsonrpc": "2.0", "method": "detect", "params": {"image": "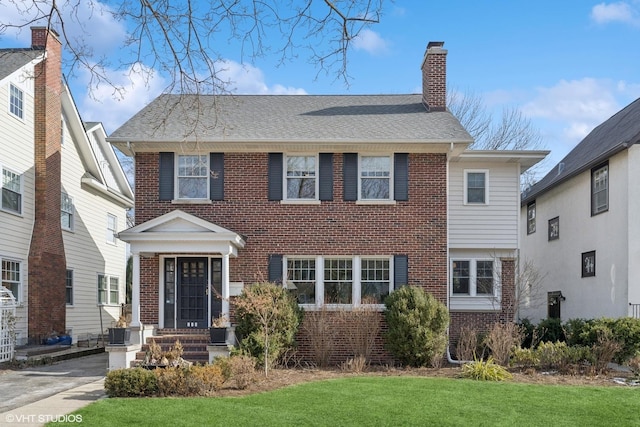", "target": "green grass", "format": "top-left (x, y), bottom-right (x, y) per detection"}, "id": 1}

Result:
top-left (53, 376), bottom-right (640, 426)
